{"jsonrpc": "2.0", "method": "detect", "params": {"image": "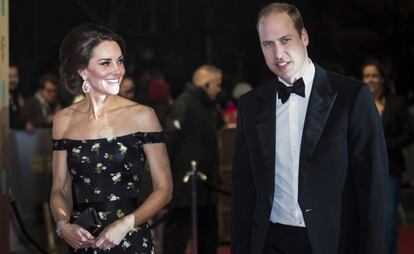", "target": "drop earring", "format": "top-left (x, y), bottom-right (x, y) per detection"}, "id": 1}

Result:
top-left (82, 77), bottom-right (90, 94)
